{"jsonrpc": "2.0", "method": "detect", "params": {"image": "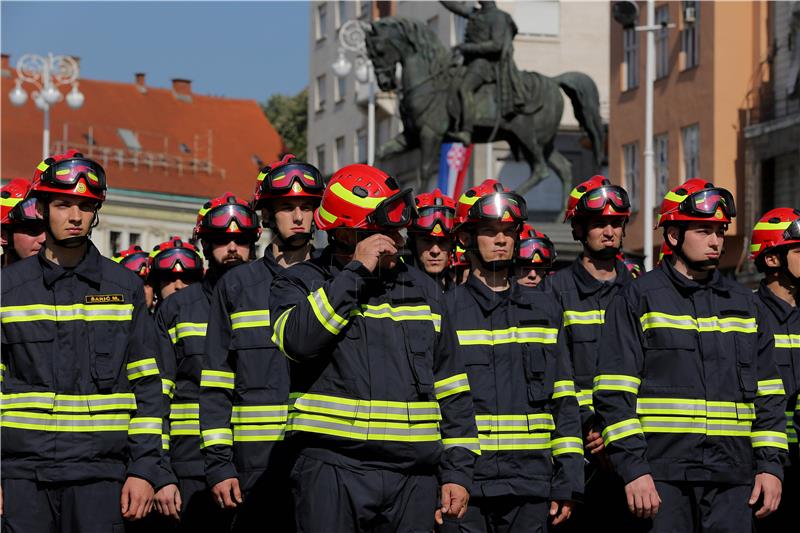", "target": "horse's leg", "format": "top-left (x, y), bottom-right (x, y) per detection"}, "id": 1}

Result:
top-left (548, 149), bottom-right (573, 222)
top-left (419, 125), bottom-right (442, 190)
